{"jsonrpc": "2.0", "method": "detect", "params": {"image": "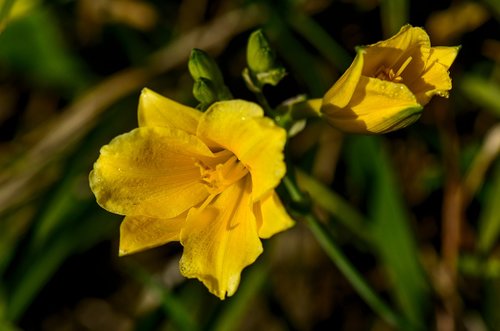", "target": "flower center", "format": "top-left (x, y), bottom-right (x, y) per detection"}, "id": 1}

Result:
top-left (374, 56), bottom-right (413, 83)
top-left (197, 154), bottom-right (248, 195)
